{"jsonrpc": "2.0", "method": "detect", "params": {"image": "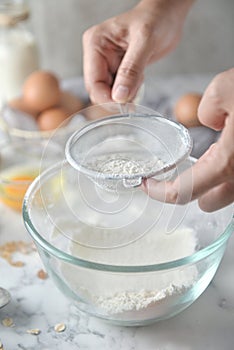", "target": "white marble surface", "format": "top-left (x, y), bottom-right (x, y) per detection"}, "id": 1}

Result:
top-left (0, 75), bottom-right (234, 349)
